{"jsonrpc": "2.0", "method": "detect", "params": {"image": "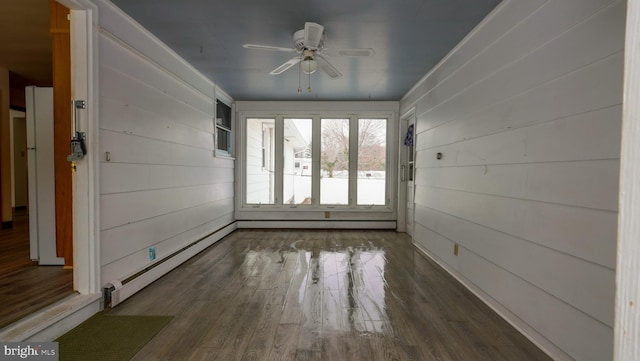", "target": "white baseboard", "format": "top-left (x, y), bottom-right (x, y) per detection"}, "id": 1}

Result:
top-left (237, 220), bottom-right (396, 229)
top-left (412, 241), bottom-right (571, 361)
top-left (109, 222), bottom-right (237, 307)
